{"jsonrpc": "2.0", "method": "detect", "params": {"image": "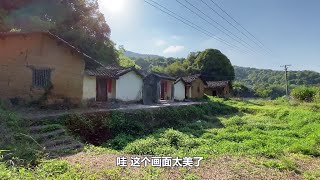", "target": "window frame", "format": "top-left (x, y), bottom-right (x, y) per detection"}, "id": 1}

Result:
top-left (32, 68), bottom-right (52, 89)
